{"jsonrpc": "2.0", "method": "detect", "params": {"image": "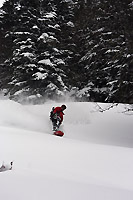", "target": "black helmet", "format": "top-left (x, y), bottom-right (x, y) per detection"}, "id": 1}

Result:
top-left (61, 104), bottom-right (67, 110)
